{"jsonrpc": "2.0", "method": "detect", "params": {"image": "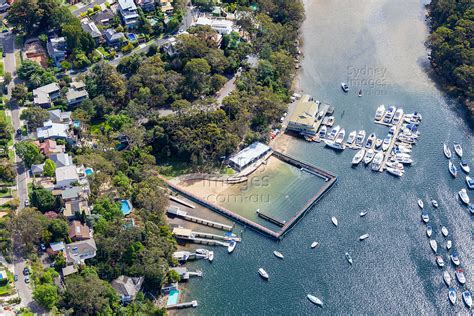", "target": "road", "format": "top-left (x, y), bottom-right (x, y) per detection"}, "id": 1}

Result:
top-left (71, 0), bottom-right (107, 16)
